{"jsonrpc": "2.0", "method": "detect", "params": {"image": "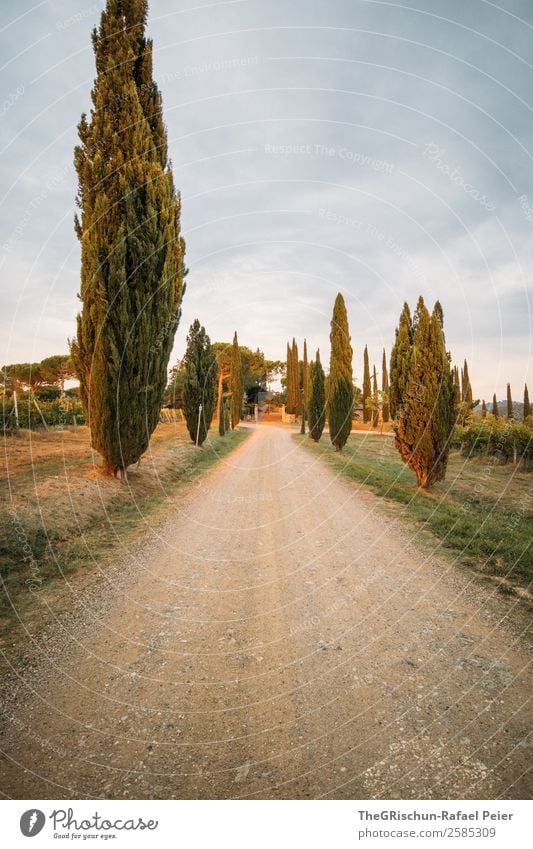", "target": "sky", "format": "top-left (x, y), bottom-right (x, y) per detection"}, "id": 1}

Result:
top-left (1, 0), bottom-right (532, 399)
